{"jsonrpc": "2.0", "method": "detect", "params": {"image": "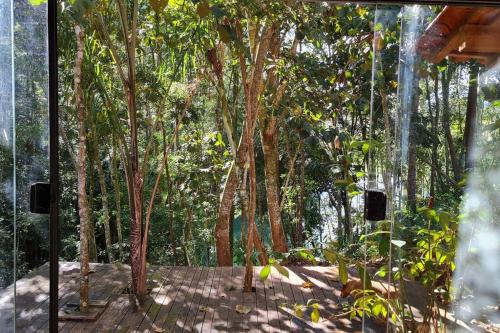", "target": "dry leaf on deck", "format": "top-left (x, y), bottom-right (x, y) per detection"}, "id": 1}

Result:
top-left (153, 327), bottom-right (165, 333)
top-left (224, 285), bottom-right (236, 291)
top-left (199, 306), bottom-right (210, 312)
top-left (301, 281), bottom-right (315, 289)
top-left (235, 304), bottom-right (252, 314)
